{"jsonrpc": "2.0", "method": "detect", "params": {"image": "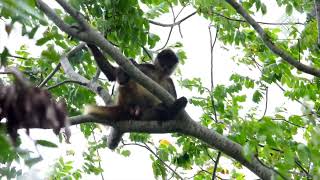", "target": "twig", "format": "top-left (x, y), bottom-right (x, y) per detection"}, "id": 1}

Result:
top-left (212, 151), bottom-right (221, 180)
top-left (211, 11), bottom-right (305, 26)
top-left (272, 118), bottom-right (305, 128)
top-left (208, 25), bottom-right (219, 122)
top-left (295, 158), bottom-right (311, 179)
top-left (259, 87), bottom-right (269, 120)
top-left (156, 6), bottom-right (193, 51)
top-left (38, 63), bottom-right (61, 88)
top-left (149, 11), bottom-right (197, 27)
top-left (46, 80), bottom-right (86, 90)
top-left (0, 54), bottom-right (31, 60)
